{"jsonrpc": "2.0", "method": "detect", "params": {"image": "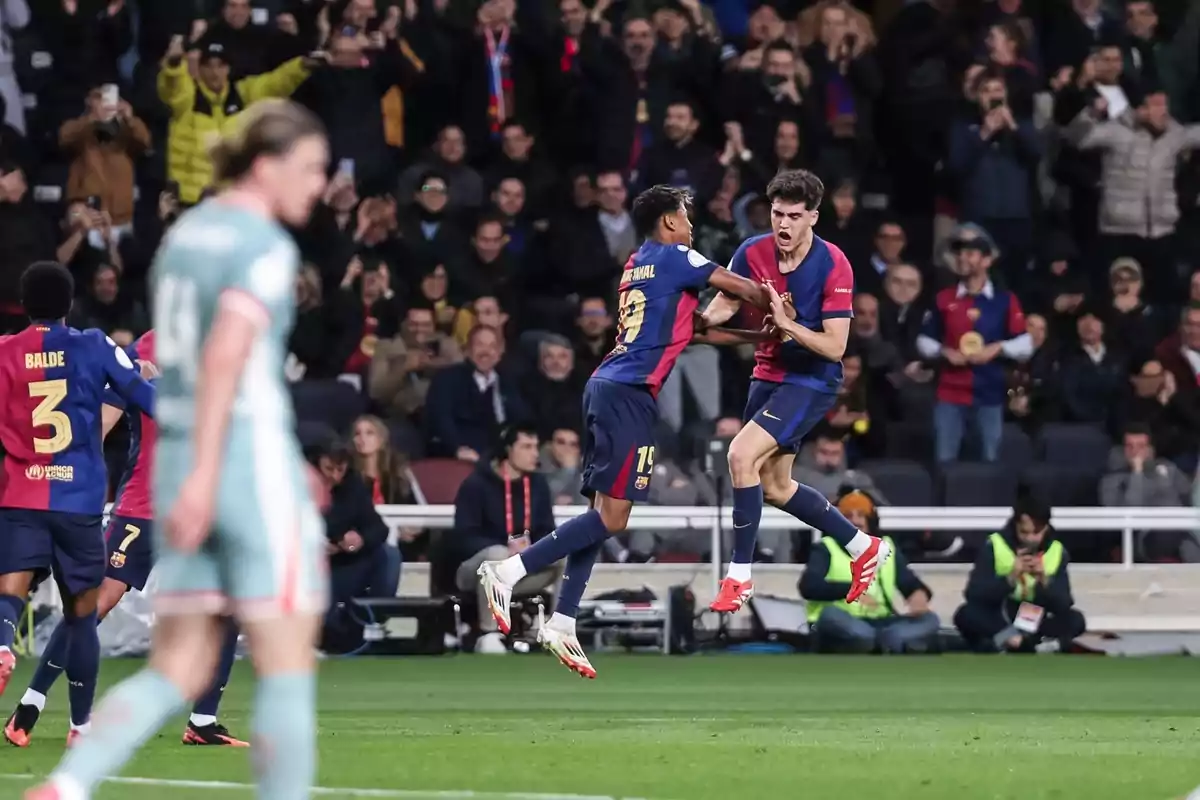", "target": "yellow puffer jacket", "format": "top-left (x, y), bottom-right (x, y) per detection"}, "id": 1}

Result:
top-left (157, 58), bottom-right (311, 204)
